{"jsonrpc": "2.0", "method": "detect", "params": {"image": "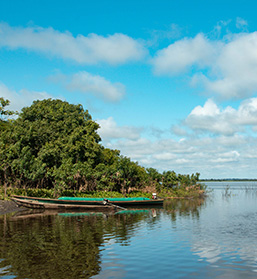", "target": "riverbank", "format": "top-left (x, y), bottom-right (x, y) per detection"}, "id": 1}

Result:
top-left (0, 185), bottom-right (206, 215)
top-left (0, 200), bottom-right (24, 215)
